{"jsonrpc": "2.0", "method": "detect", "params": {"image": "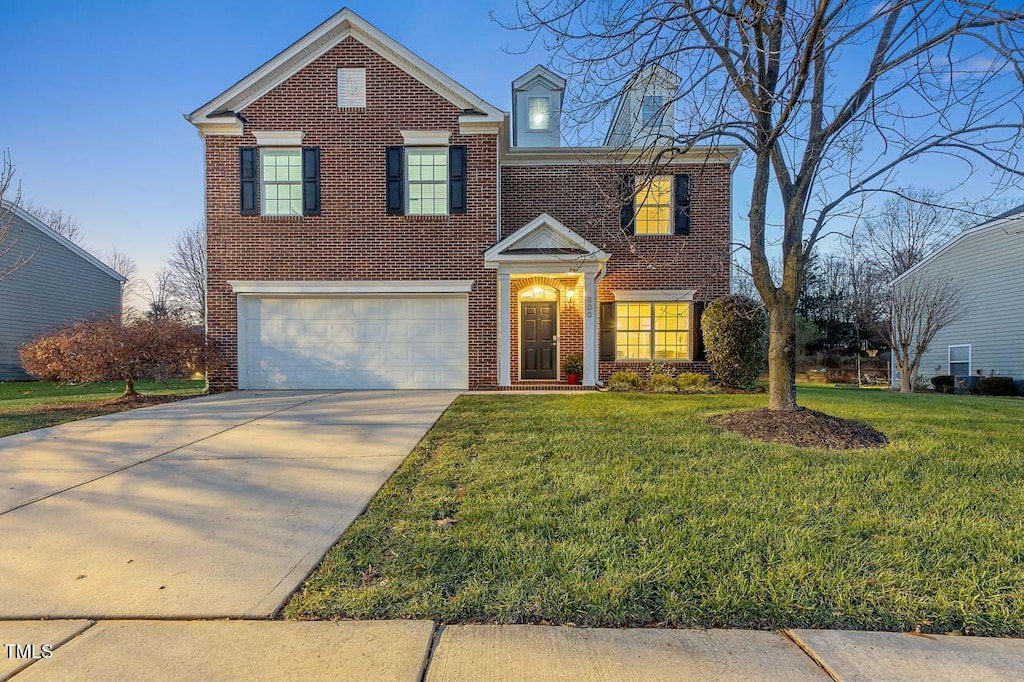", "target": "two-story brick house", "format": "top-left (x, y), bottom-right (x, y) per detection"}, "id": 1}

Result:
top-left (187, 8), bottom-right (738, 391)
